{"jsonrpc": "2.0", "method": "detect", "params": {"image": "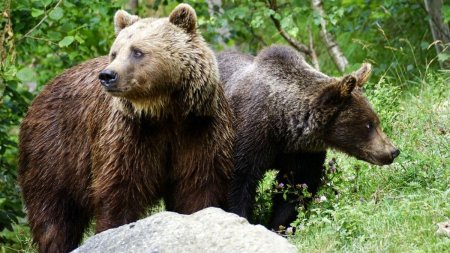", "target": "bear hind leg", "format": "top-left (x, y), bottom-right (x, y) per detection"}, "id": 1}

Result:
top-left (28, 198), bottom-right (90, 253)
top-left (270, 151), bottom-right (326, 231)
